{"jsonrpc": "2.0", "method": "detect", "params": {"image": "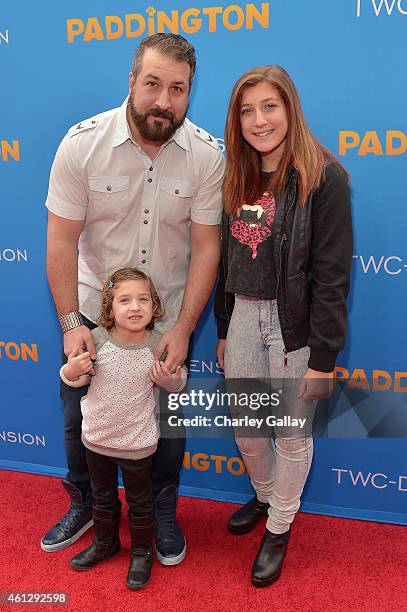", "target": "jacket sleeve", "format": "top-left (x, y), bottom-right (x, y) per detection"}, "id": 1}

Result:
top-left (214, 210), bottom-right (234, 339)
top-left (308, 162), bottom-right (353, 372)
top-left (214, 258), bottom-right (229, 339)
